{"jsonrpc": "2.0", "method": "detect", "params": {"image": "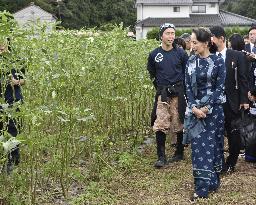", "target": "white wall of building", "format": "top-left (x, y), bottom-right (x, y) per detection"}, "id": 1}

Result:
top-left (14, 5), bottom-right (56, 27)
top-left (137, 5), bottom-right (190, 21)
top-left (190, 3), bottom-right (219, 14)
top-left (136, 2), bottom-right (220, 40)
top-left (136, 26), bottom-right (159, 40)
top-left (137, 4), bottom-right (143, 21)
top-left (206, 3), bottom-right (219, 14)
